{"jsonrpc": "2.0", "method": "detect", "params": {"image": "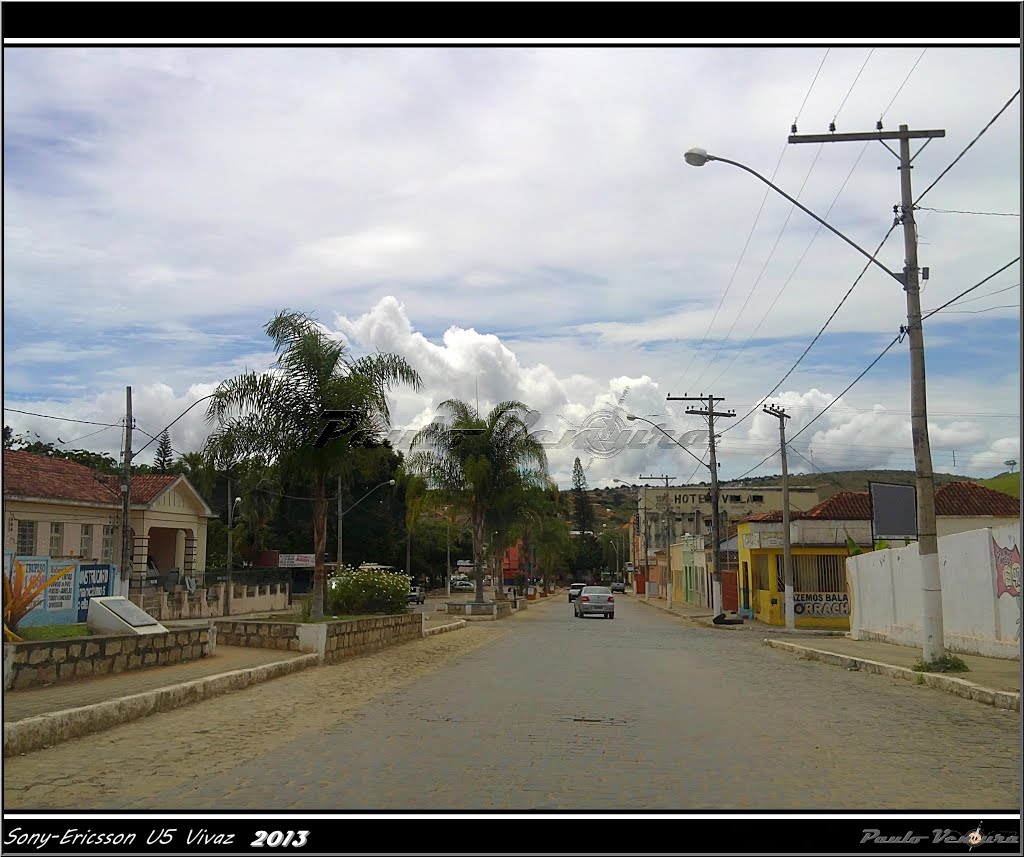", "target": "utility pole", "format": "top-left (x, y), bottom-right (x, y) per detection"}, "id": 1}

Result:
top-left (764, 405), bottom-right (794, 629)
top-left (337, 476), bottom-right (344, 573)
top-left (226, 482), bottom-right (239, 616)
top-left (120, 386), bottom-right (133, 597)
top-left (789, 123), bottom-right (946, 661)
top-left (640, 474), bottom-right (676, 604)
top-left (669, 395), bottom-right (735, 618)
